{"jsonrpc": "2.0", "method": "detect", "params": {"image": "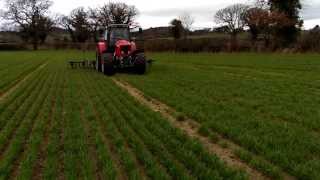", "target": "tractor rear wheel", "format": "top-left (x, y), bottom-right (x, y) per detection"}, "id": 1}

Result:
top-left (134, 54), bottom-right (147, 74)
top-left (103, 53), bottom-right (116, 76)
top-left (96, 53), bottom-right (102, 72)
